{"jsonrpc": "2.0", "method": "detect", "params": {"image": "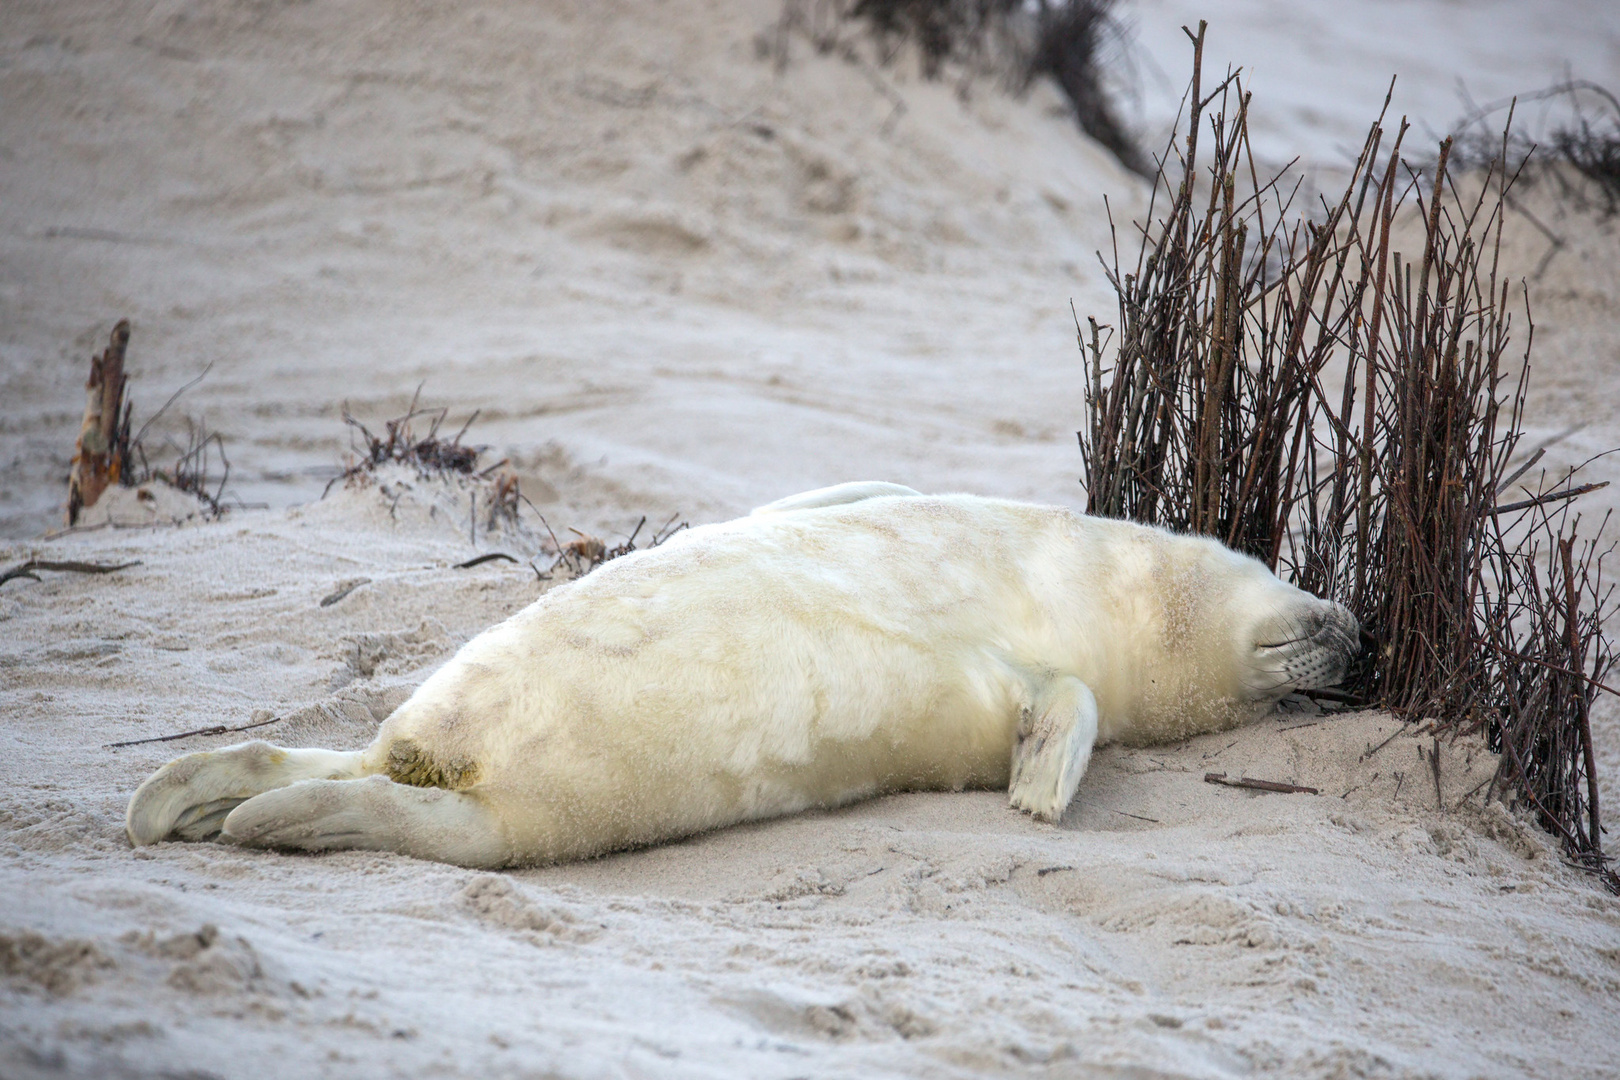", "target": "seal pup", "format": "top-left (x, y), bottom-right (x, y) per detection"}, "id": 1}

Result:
top-left (127, 484), bottom-right (1359, 868)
